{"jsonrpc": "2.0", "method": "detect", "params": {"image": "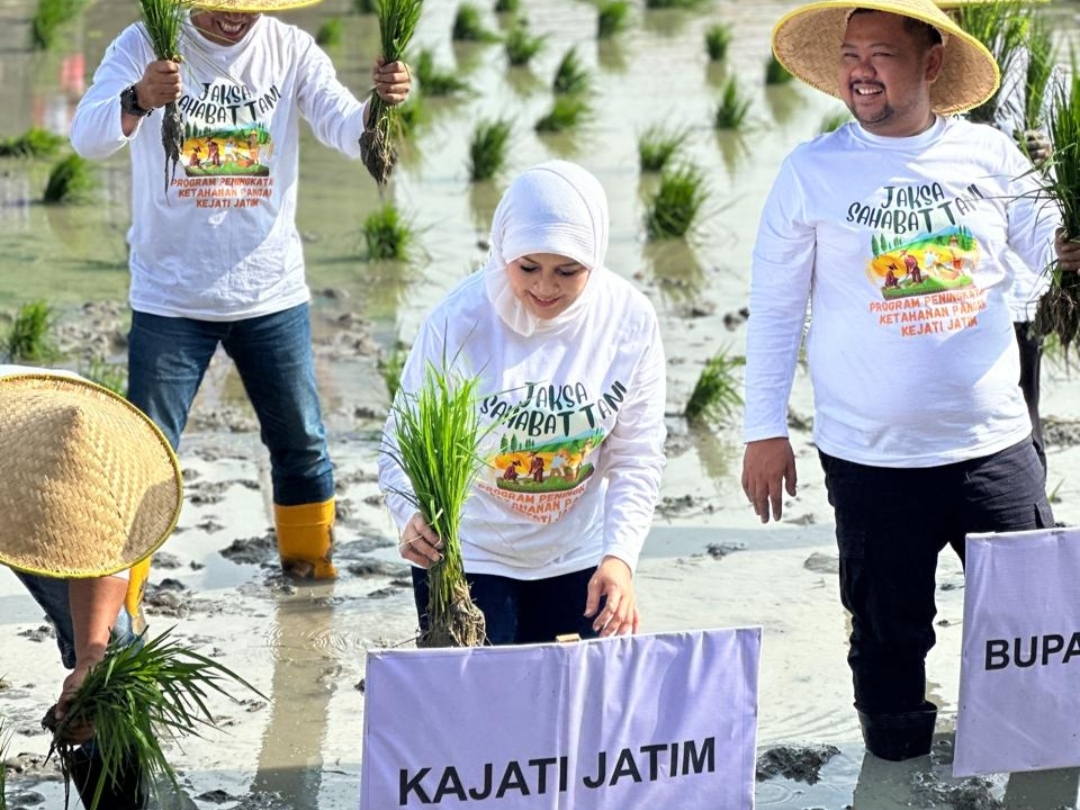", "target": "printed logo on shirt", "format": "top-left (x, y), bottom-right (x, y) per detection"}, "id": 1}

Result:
top-left (849, 182), bottom-right (991, 338)
top-left (475, 380), bottom-right (627, 524)
top-left (169, 80), bottom-right (280, 207)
